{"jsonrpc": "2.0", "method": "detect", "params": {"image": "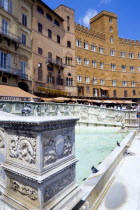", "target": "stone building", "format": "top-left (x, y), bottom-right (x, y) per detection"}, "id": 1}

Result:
top-left (32, 1), bottom-right (77, 97)
top-left (0, 0), bottom-right (33, 92)
top-left (76, 11), bottom-right (140, 100)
